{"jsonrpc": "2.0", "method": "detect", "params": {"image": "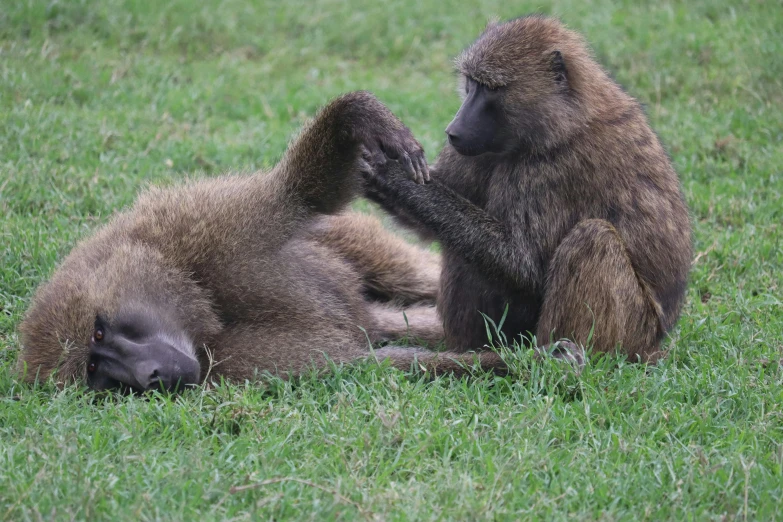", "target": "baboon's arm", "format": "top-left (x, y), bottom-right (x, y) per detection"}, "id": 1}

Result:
top-left (269, 91), bottom-right (428, 216)
top-left (363, 181), bottom-right (439, 242)
top-left (365, 162), bottom-right (544, 293)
